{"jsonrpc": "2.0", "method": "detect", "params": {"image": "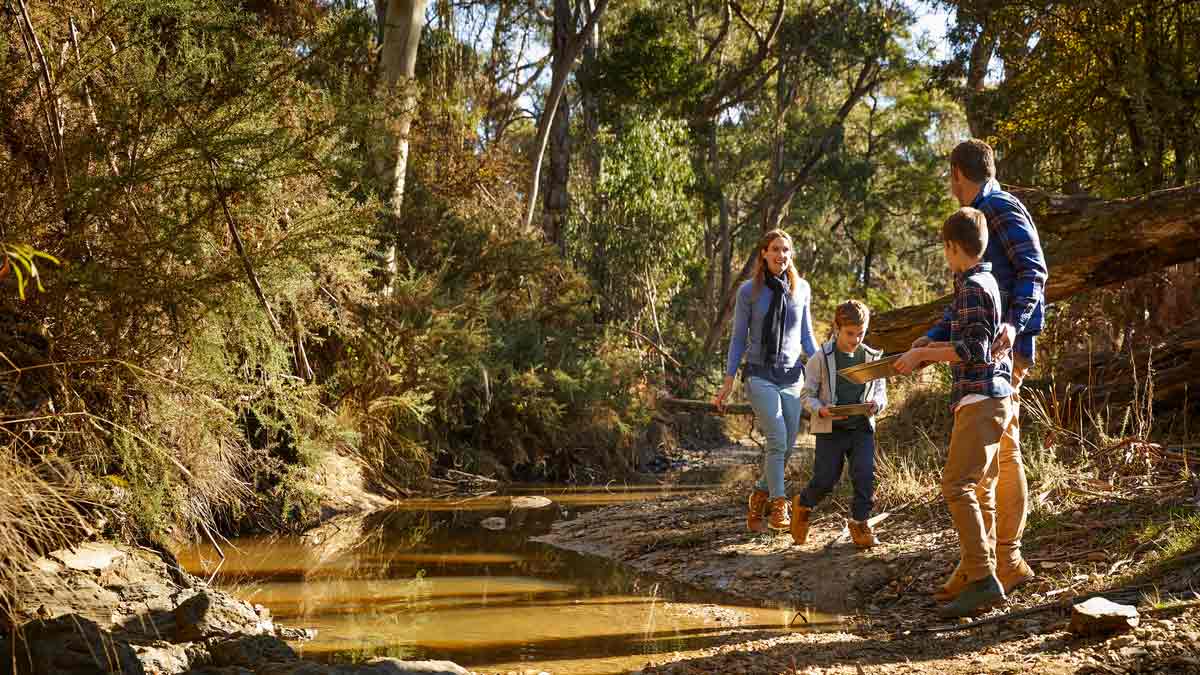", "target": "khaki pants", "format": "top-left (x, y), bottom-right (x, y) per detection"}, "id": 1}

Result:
top-left (942, 396), bottom-right (1014, 582)
top-left (991, 359), bottom-right (1030, 569)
